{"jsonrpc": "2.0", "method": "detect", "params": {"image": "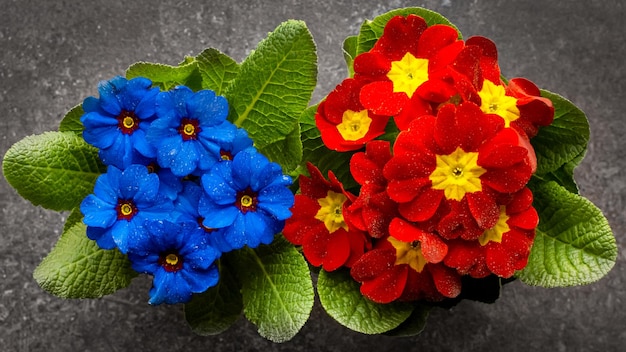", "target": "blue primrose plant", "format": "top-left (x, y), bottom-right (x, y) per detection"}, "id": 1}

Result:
top-left (1, 8), bottom-right (618, 344)
top-left (4, 20), bottom-right (318, 343)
